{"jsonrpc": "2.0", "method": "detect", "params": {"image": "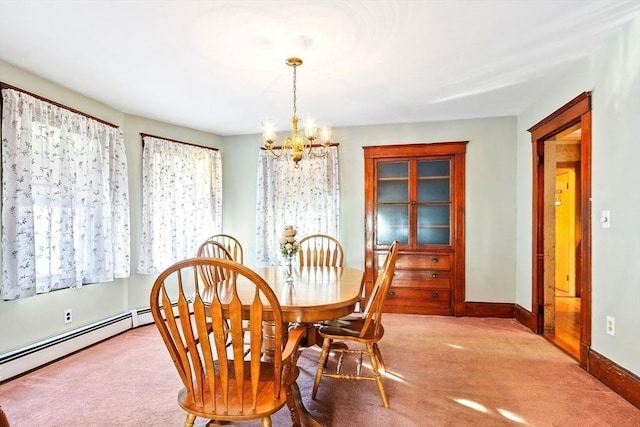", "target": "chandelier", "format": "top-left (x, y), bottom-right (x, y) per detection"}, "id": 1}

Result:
top-left (262, 57), bottom-right (332, 166)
